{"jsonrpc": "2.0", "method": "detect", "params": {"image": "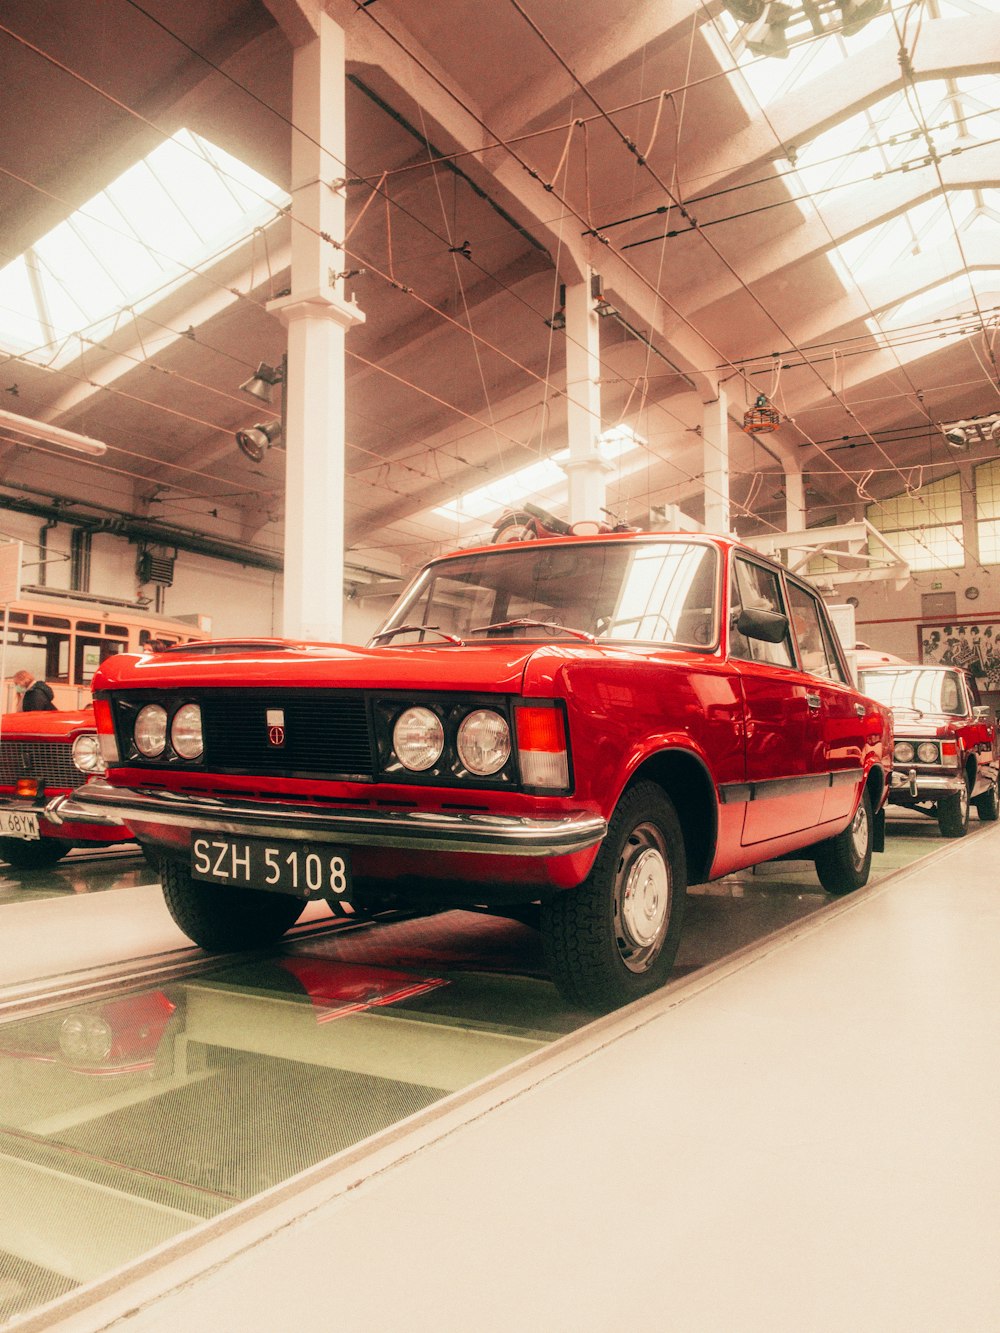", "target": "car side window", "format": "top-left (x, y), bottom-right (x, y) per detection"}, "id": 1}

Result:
top-left (729, 558), bottom-right (794, 667)
top-left (786, 583), bottom-right (847, 683)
